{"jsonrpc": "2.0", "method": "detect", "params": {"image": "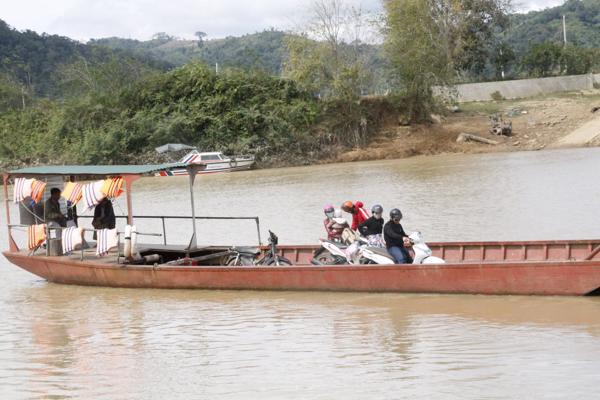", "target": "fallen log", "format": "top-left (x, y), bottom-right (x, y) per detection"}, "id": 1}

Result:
top-left (456, 133), bottom-right (499, 145)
